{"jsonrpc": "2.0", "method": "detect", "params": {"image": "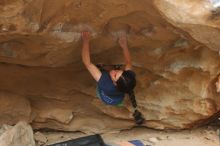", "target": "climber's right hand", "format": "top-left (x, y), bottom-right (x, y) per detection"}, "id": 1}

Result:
top-left (82, 31), bottom-right (90, 42)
